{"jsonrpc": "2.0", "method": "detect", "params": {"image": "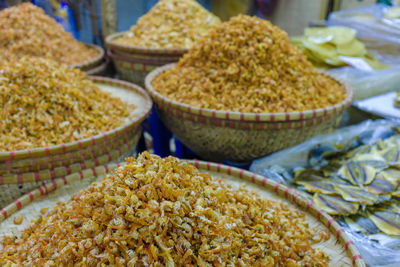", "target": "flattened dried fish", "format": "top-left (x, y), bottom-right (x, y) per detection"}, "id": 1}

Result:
top-left (294, 169), bottom-right (325, 184)
top-left (345, 215), bottom-right (380, 234)
top-left (346, 144), bottom-right (372, 159)
top-left (381, 147), bottom-right (400, 162)
top-left (313, 194), bottom-right (359, 216)
top-left (302, 181), bottom-right (336, 194)
top-left (379, 168), bottom-right (400, 184)
top-left (368, 210), bottom-right (400, 235)
top-left (338, 161), bottom-right (376, 185)
top-left (335, 184), bottom-right (379, 205)
top-left (367, 176), bottom-right (398, 194)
